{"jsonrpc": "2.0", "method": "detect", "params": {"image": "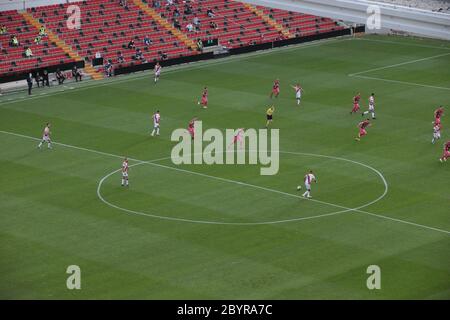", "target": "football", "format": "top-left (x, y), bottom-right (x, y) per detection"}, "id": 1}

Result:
top-left (297, 186), bottom-right (302, 190)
